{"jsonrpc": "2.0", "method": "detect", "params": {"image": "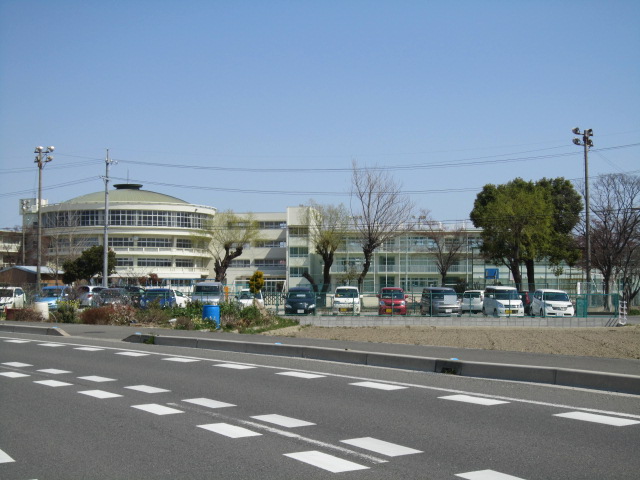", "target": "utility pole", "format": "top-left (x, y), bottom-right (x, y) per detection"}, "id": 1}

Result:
top-left (102, 149), bottom-right (116, 287)
top-left (572, 127), bottom-right (594, 285)
top-left (34, 146), bottom-right (54, 293)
